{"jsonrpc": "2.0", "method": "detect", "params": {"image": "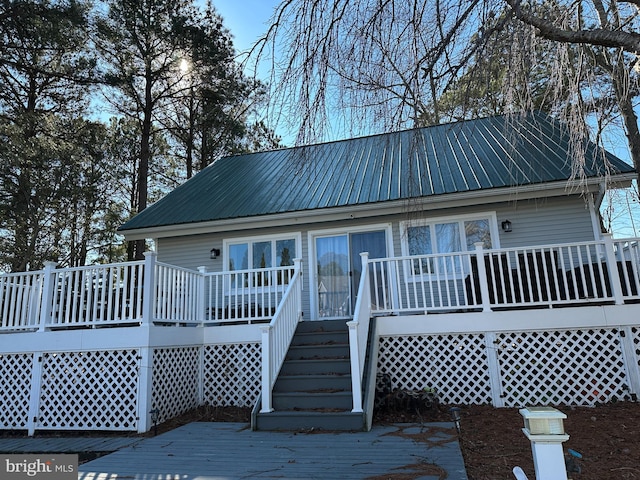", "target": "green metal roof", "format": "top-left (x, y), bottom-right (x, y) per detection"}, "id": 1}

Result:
top-left (119, 112), bottom-right (635, 232)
